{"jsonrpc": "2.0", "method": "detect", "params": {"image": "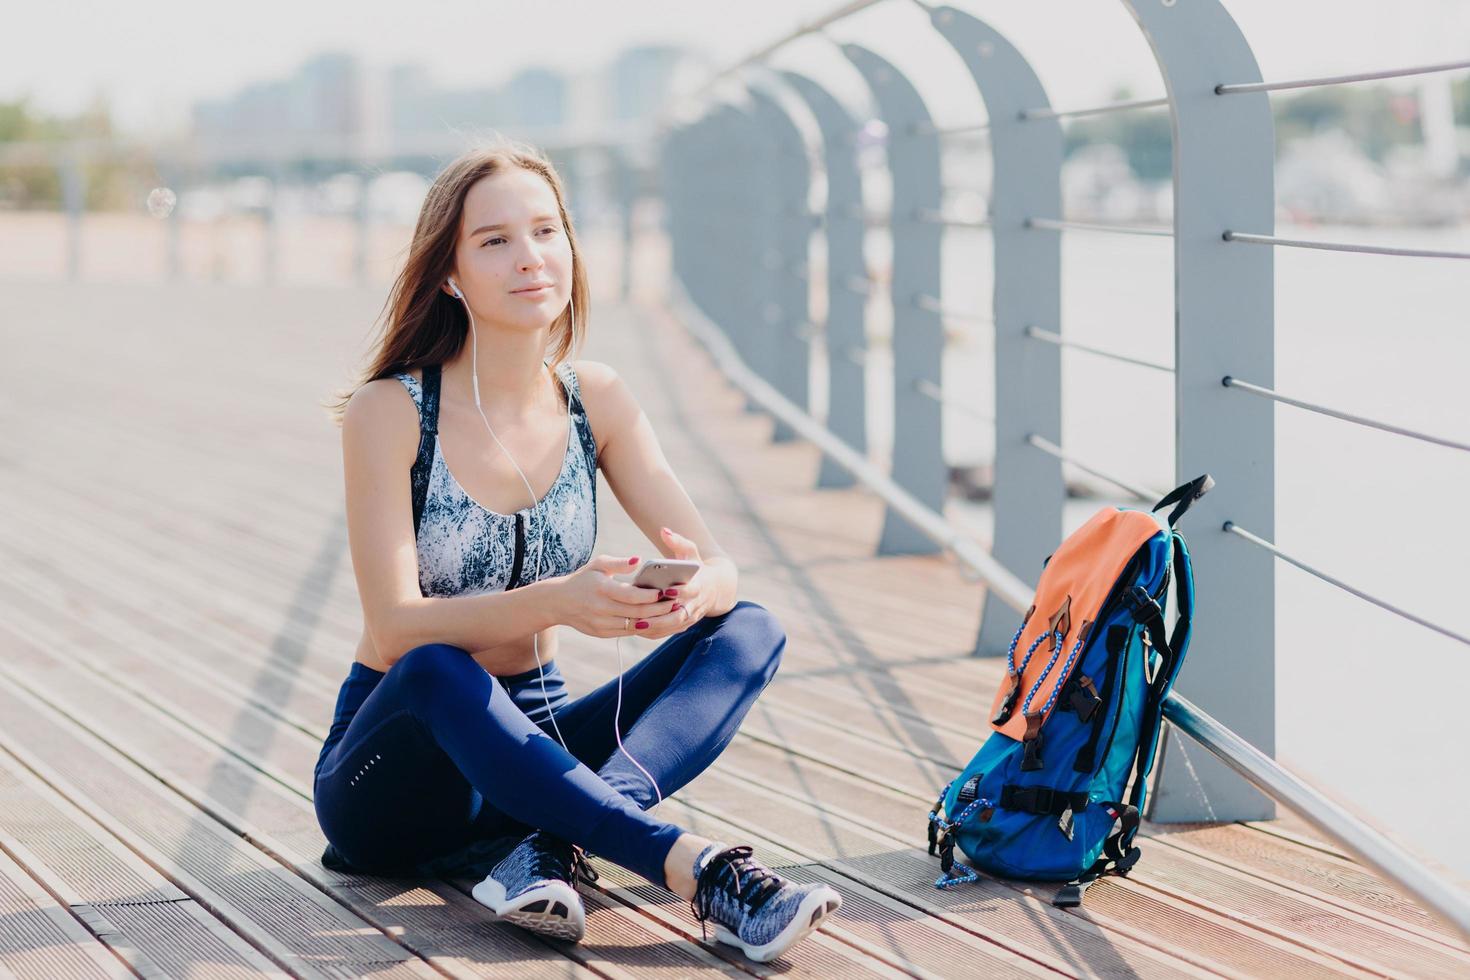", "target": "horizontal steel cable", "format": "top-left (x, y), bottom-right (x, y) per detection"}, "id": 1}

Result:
top-left (1028, 217), bottom-right (1174, 237)
top-left (1019, 95), bottom-right (1169, 121)
top-left (1025, 434), bottom-right (1165, 501)
top-left (1026, 326), bottom-right (1174, 373)
top-left (913, 379), bottom-right (992, 422)
top-left (1223, 522), bottom-right (1470, 647)
top-left (1216, 58), bottom-right (1470, 95)
top-left (1224, 230), bottom-right (1470, 260)
top-left (1223, 376), bottom-right (1470, 453)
